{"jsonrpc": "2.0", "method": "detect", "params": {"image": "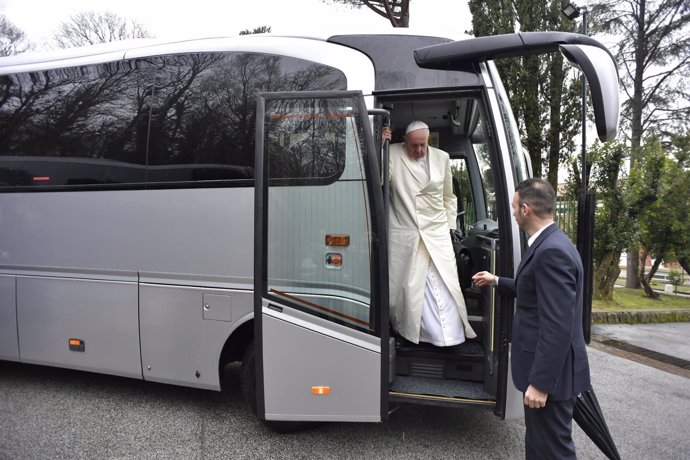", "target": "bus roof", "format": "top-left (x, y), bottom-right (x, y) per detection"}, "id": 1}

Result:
top-left (0, 31), bottom-right (479, 92)
top-left (0, 28), bottom-right (467, 69)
